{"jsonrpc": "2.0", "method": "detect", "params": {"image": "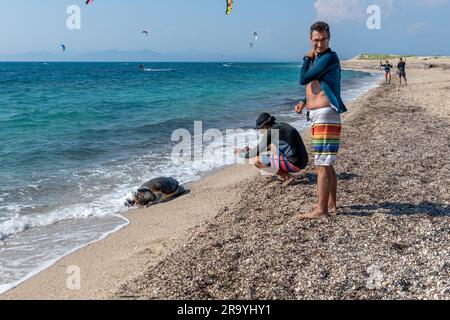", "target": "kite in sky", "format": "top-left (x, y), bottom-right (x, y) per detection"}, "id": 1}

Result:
top-left (86, 0), bottom-right (93, 5)
top-left (60, 44), bottom-right (66, 52)
top-left (142, 30), bottom-right (149, 36)
top-left (226, 0), bottom-right (233, 15)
